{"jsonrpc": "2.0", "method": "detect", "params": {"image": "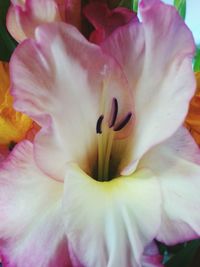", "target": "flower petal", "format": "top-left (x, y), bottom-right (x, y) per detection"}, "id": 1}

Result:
top-left (63, 163), bottom-right (161, 267)
top-left (10, 22), bottom-right (133, 180)
top-left (0, 141), bottom-right (72, 267)
top-left (6, 4), bottom-right (27, 42)
top-left (102, 0), bottom-right (196, 175)
top-left (139, 127), bottom-right (200, 244)
top-left (142, 242), bottom-right (163, 267)
top-left (84, 2), bottom-right (138, 44)
top-left (7, 0), bottom-right (61, 42)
